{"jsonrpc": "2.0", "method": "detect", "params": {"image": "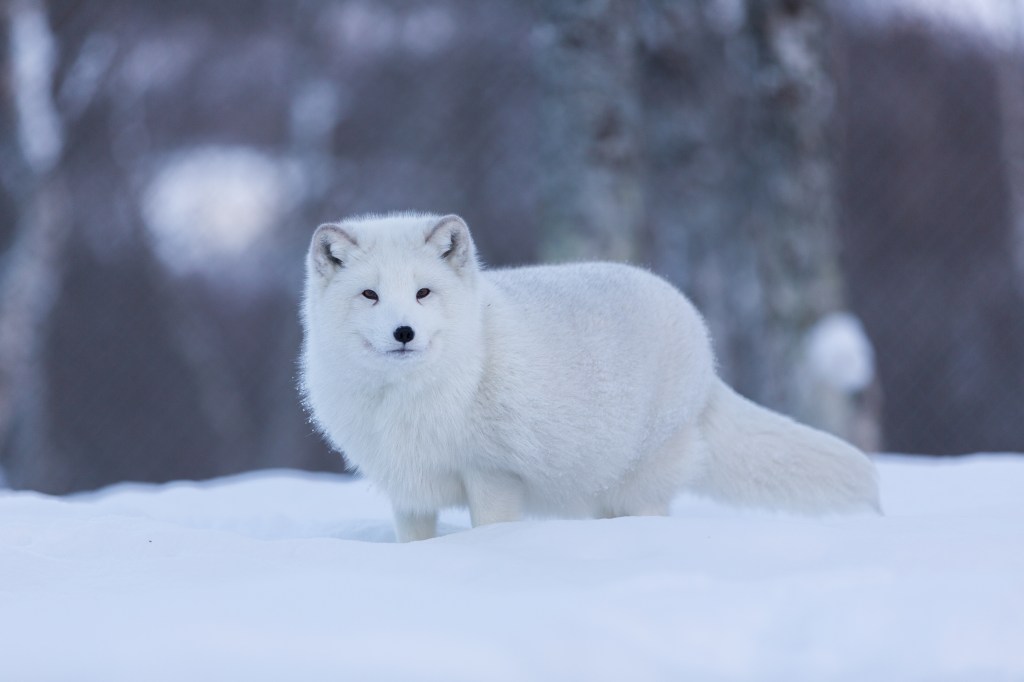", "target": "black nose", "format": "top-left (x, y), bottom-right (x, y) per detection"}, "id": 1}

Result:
top-left (393, 326), bottom-right (415, 344)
